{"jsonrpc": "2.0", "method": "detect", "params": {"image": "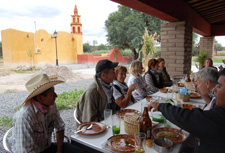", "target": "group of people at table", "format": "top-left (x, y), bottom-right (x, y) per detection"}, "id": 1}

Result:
top-left (9, 57), bottom-right (225, 153)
